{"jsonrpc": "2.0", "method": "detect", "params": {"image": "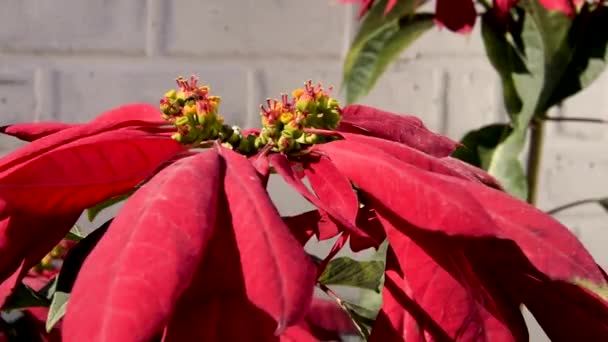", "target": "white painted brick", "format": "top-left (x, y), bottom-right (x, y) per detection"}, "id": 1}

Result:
top-left (537, 141), bottom-right (608, 211)
top-left (0, 0), bottom-right (147, 53)
top-left (444, 64), bottom-right (501, 141)
top-left (403, 25), bottom-right (486, 59)
top-left (0, 65), bottom-right (37, 124)
top-left (548, 71), bottom-right (608, 141)
top-left (46, 64), bottom-right (251, 127)
top-left (165, 0), bottom-right (347, 57)
top-left (358, 62), bottom-right (445, 133)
